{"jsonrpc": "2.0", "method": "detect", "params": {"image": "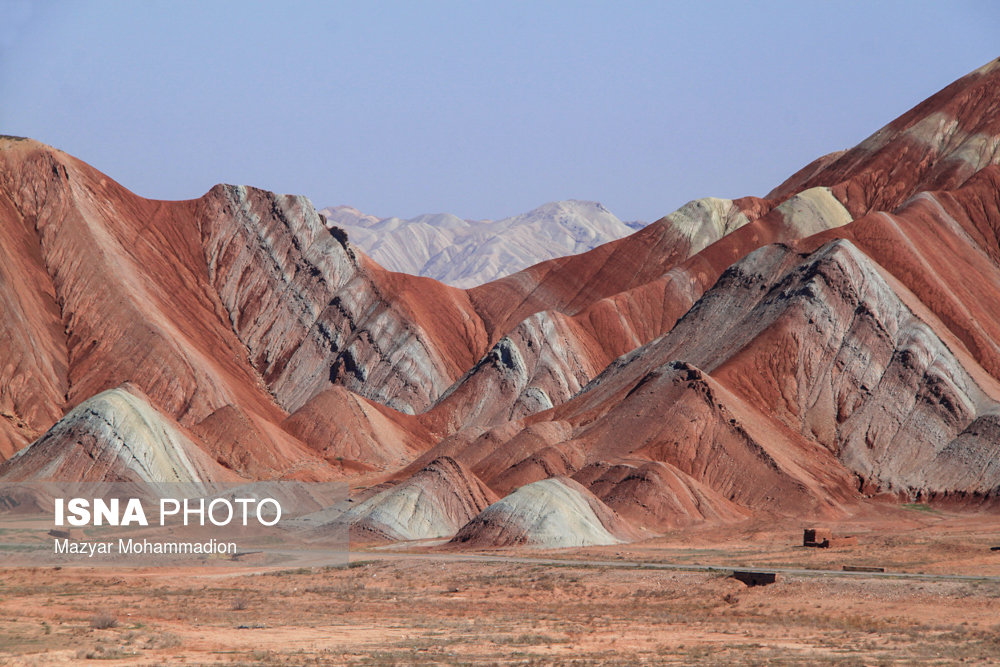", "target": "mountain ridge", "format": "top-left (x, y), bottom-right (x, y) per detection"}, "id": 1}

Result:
top-left (319, 199), bottom-right (646, 288)
top-left (3, 58), bottom-right (1000, 547)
